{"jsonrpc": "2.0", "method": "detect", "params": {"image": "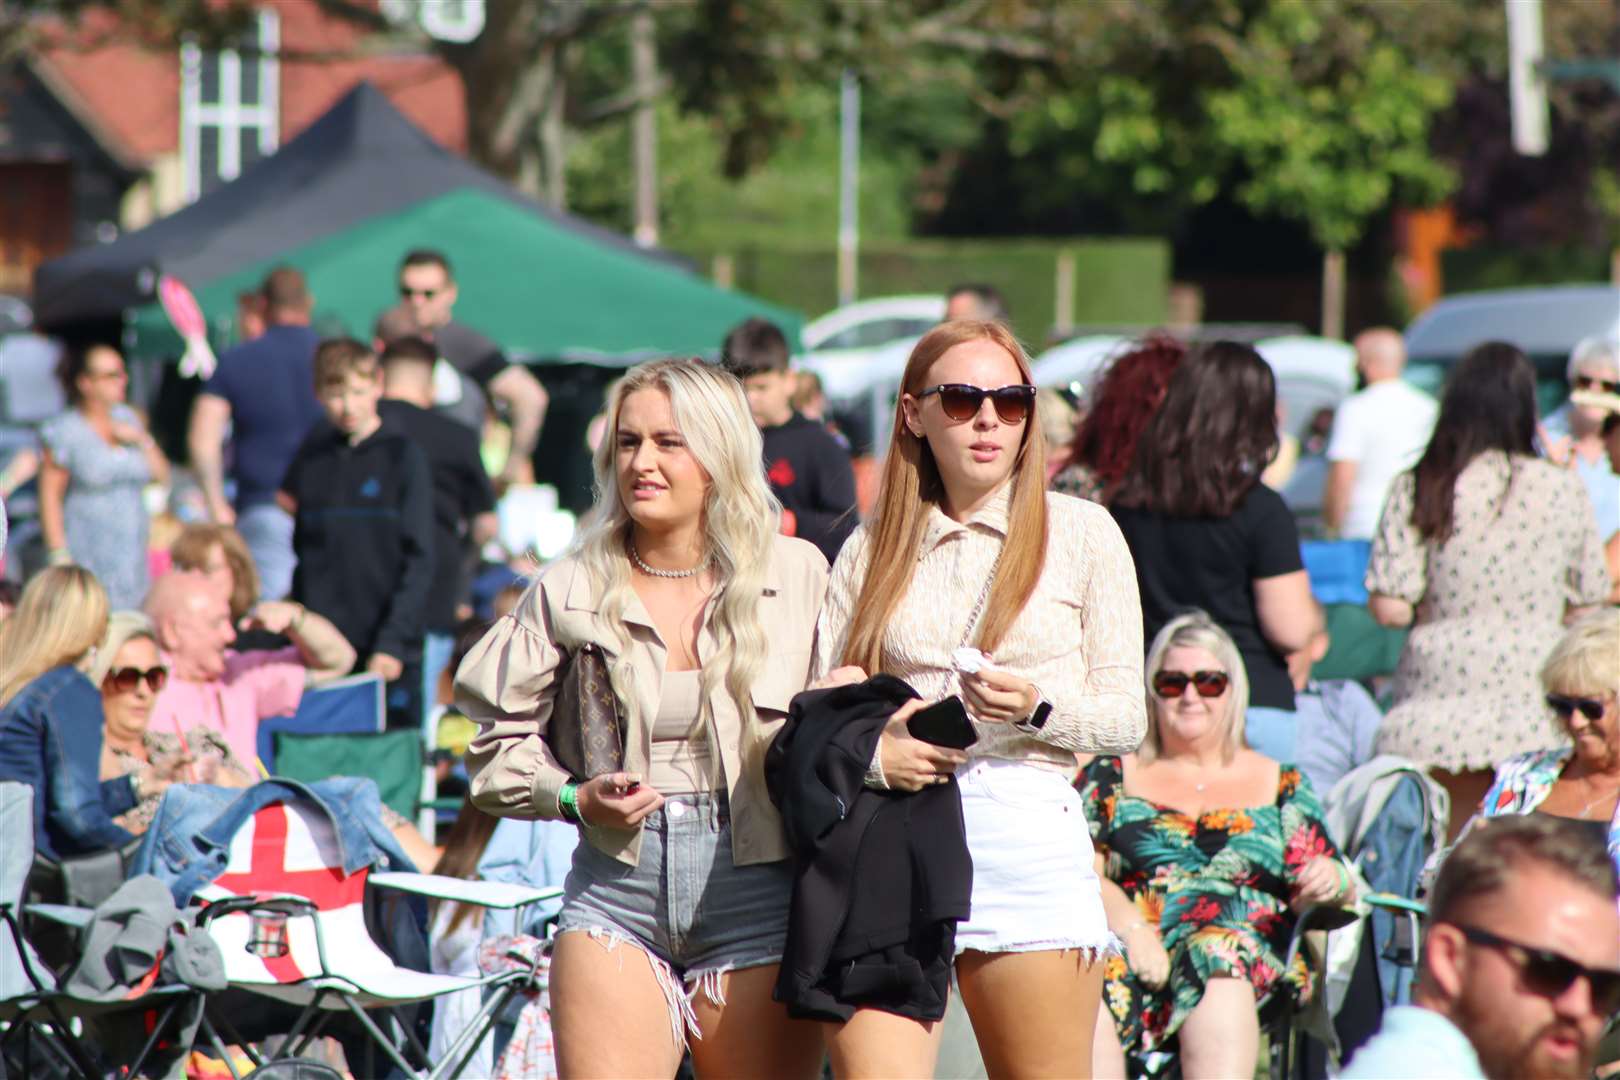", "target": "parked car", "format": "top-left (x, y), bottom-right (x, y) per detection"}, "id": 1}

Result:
top-left (798, 295), bottom-right (945, 453)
